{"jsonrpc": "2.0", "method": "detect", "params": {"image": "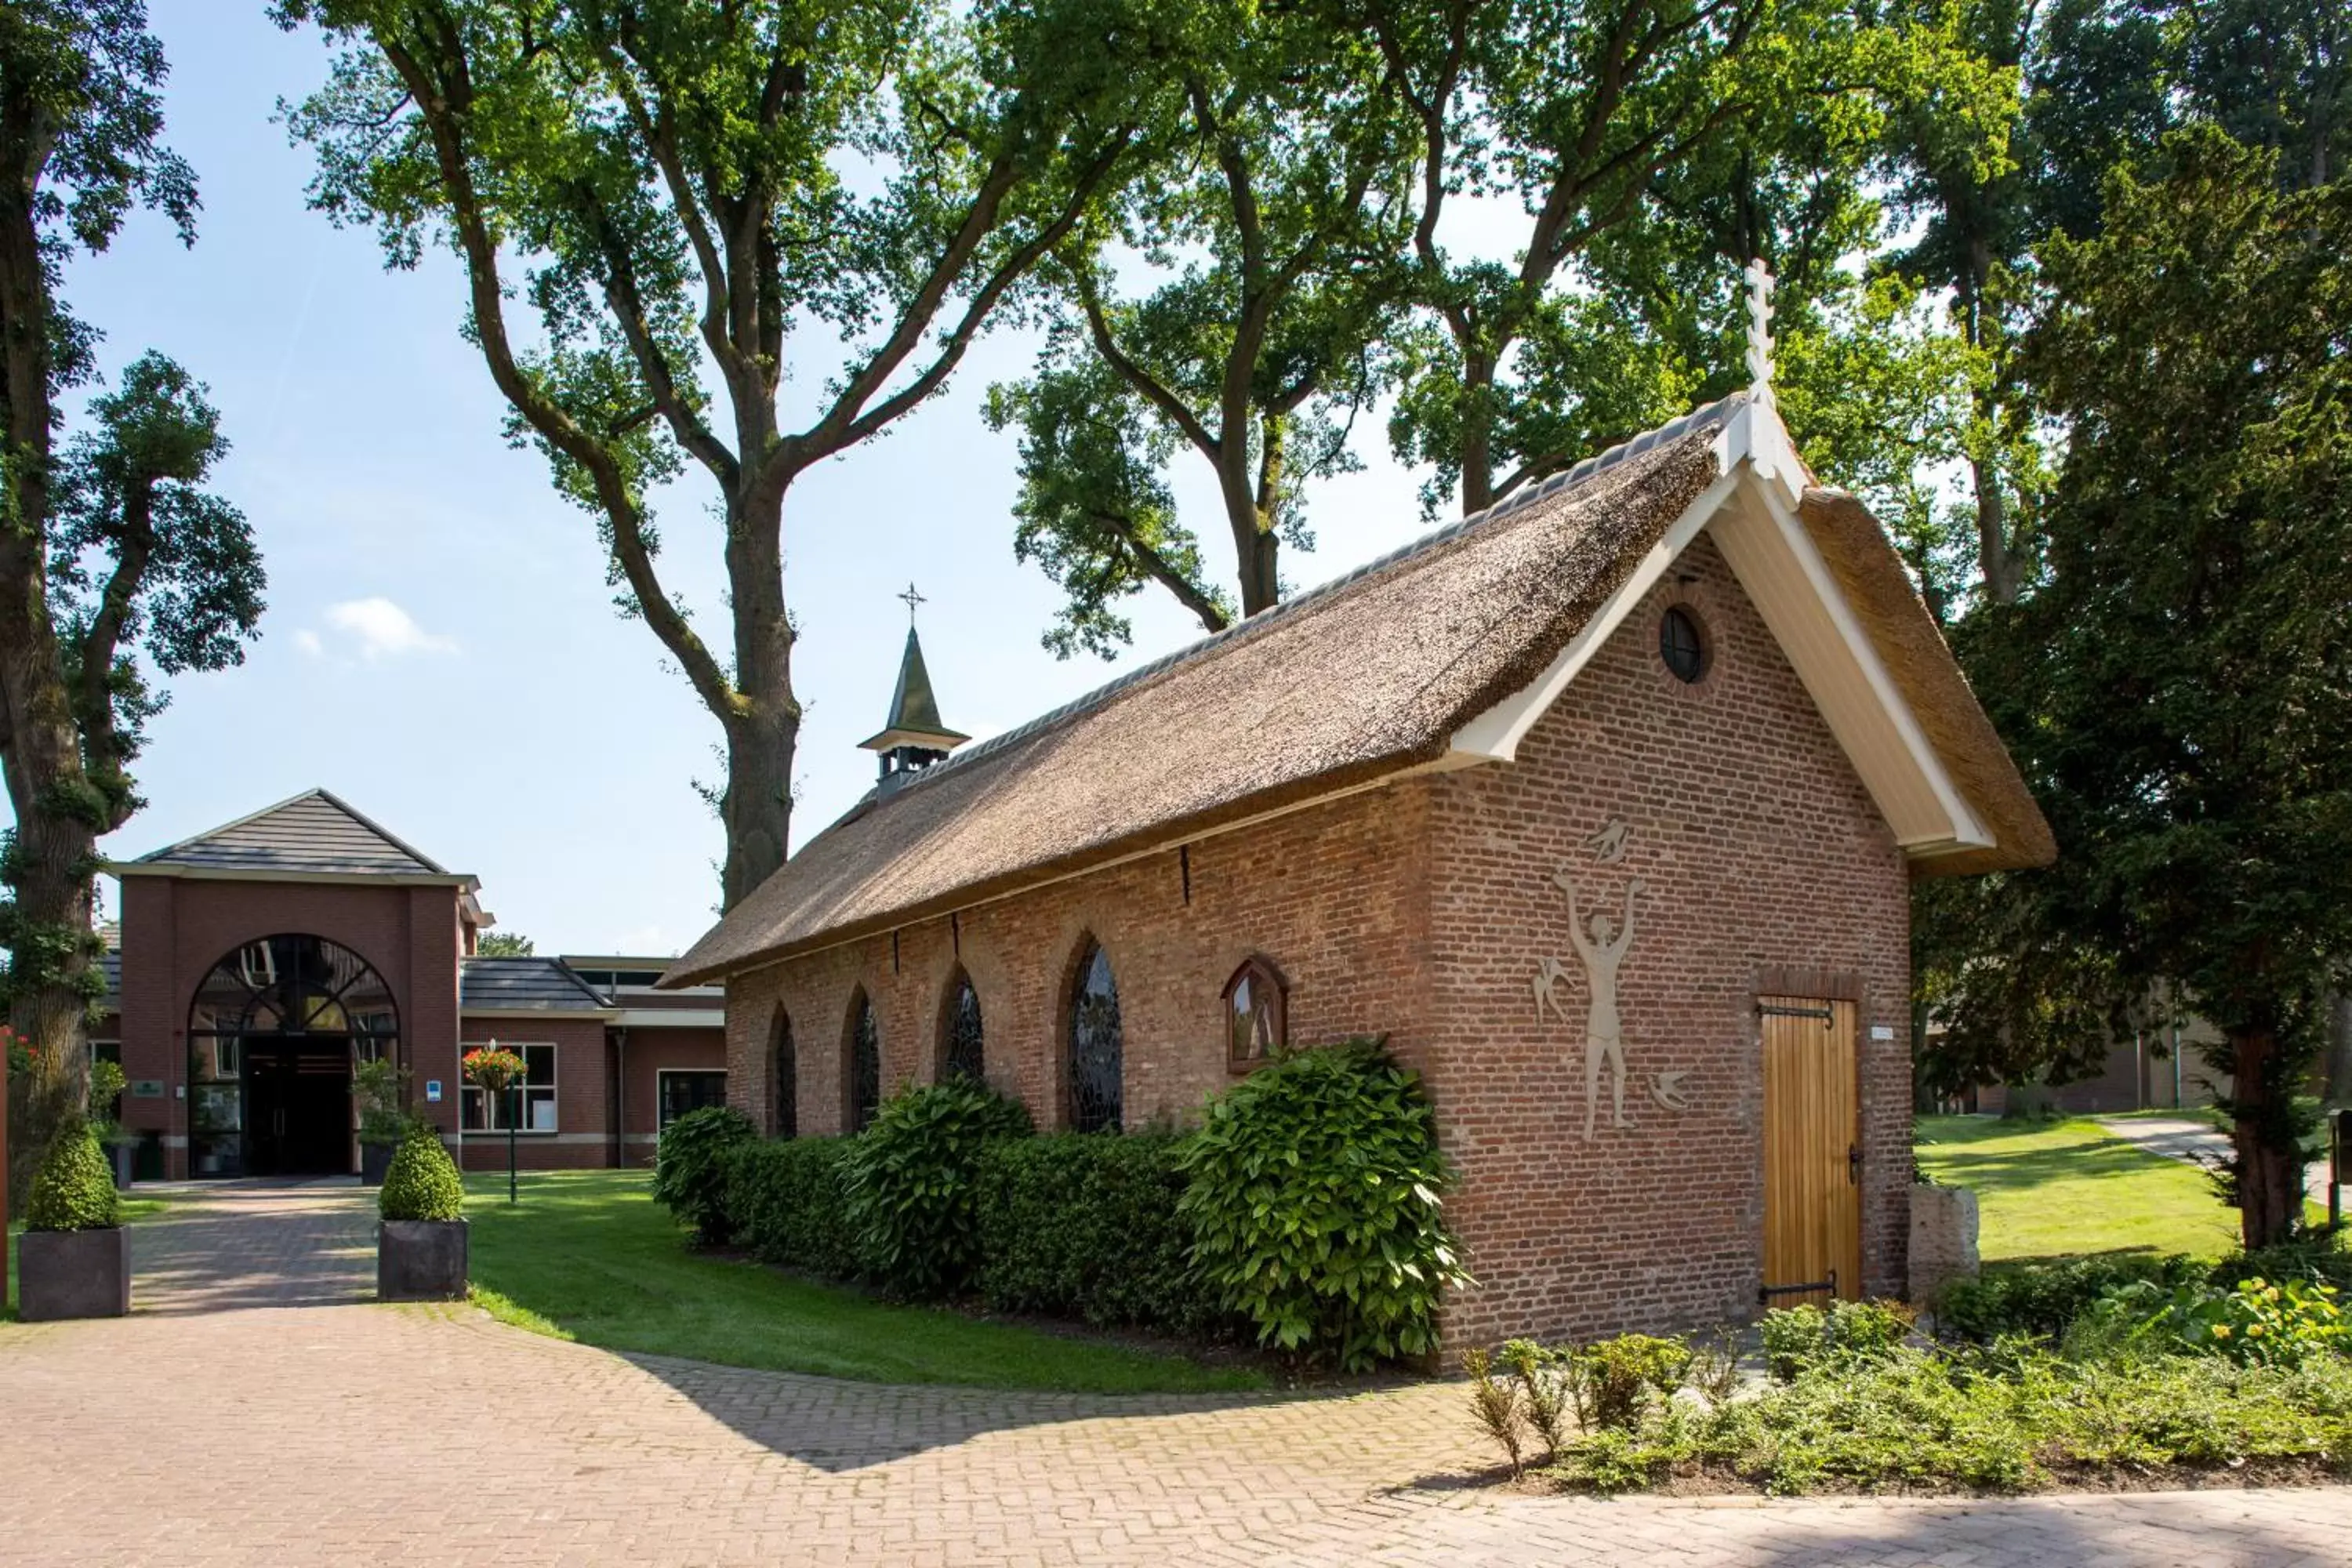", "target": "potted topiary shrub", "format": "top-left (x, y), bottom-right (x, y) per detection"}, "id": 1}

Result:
top-left (352, 1055), bottom-right (409, 1186)
top-left (376, 1120), bottom-right (467, 1301)
top-left (85, 1058), bottom-right (133, 1188)
top-left (19, 1121), bottom-right (129, 1319)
